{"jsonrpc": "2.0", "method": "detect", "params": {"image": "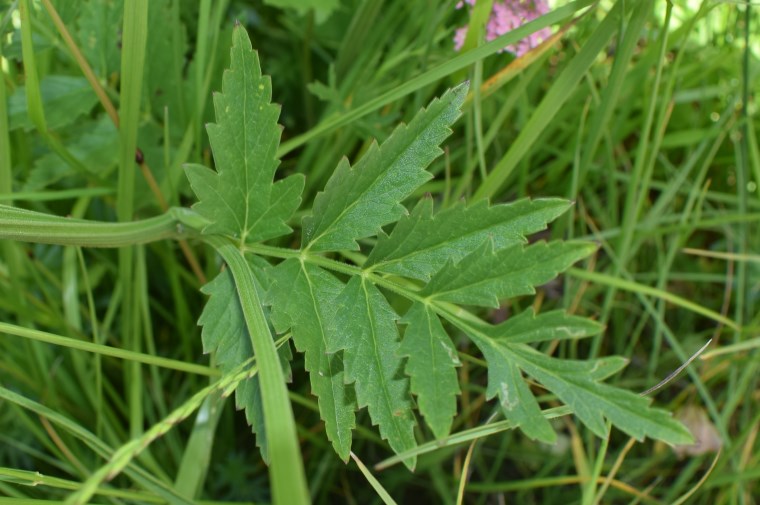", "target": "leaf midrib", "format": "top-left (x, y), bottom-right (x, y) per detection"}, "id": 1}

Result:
top-left (360, 278), bottom-right (407, 445)
top-left (428, 256), bottom-right (551, 302)
top-left (302, 262), bottom-right (350, 452)
top-left (306, 99), bottom-right (446, 251)
top-left (369, 199), bottom-right (569, 275)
